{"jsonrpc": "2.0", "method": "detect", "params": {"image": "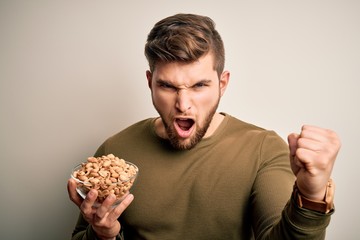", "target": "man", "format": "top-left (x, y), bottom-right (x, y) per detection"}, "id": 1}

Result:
top-left (68, 13), bottom-right (341, 240)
